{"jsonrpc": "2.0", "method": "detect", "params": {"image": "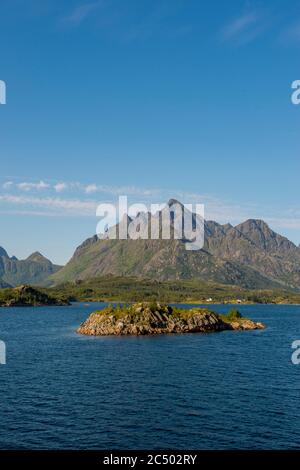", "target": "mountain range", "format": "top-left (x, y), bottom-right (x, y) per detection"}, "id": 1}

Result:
top-left (2, 199), bottom-right (300, 290)
top-left (0, 248), bottom-right (61, 287)
top-left (48, 200), bottom-right (300, 290)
